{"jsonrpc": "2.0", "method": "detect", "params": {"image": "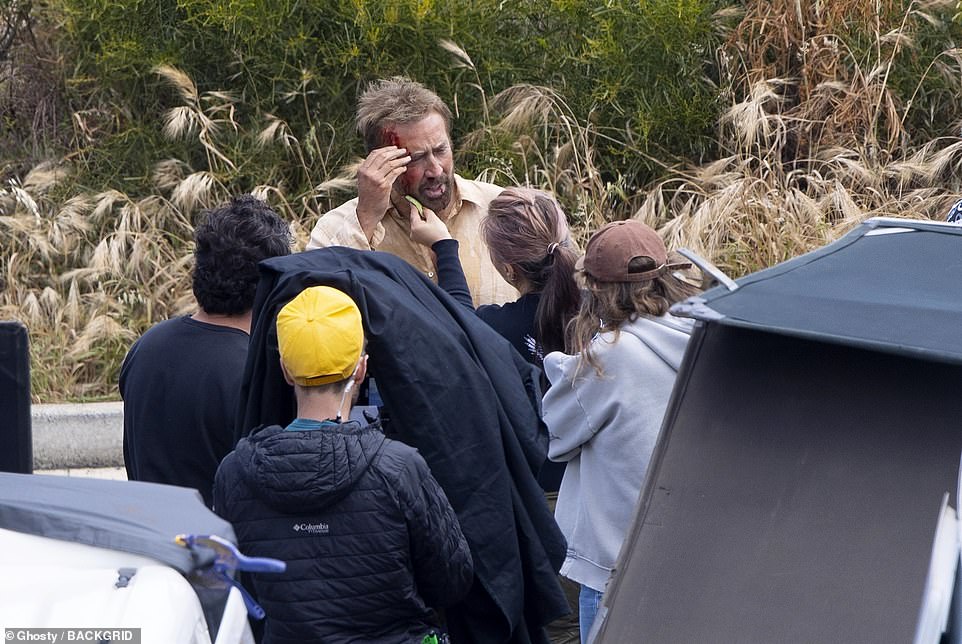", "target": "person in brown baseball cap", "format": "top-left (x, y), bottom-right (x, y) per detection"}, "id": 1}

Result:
top-left (542, 218), bottom-right (700, 641)
top-left (575, 219), bottom-right (693, 284)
